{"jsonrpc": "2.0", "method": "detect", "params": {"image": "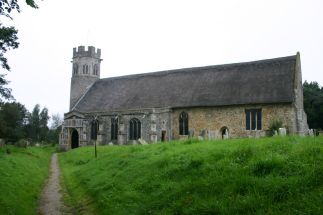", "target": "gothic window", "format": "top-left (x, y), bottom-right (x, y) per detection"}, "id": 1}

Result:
top-left (93, 64), bottom-right (98, 75)
top-left (83, 65), bottom-right (86, 74)
top-left (91, 120), bottom-right (99, 140)
top-left (179, 112), bottom-right (189, 135)
top-left (86, 65), bottom-right (89, 74)
top-left (111, 117), bottom-right (118, 140)
top-left (245, 109), bottom-right (262, 130)
top-left (73, 63), bottom-right (78, 75)
top-left (129, 118), bottom-right (141, 140)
